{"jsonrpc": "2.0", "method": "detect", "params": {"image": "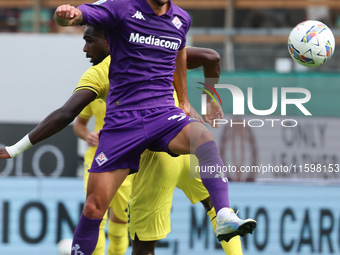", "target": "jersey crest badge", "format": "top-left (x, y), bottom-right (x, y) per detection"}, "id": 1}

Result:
top-left (172, 16), bottom-right (182, 29)
top-left (95, 152), bottom-right (108, 166)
